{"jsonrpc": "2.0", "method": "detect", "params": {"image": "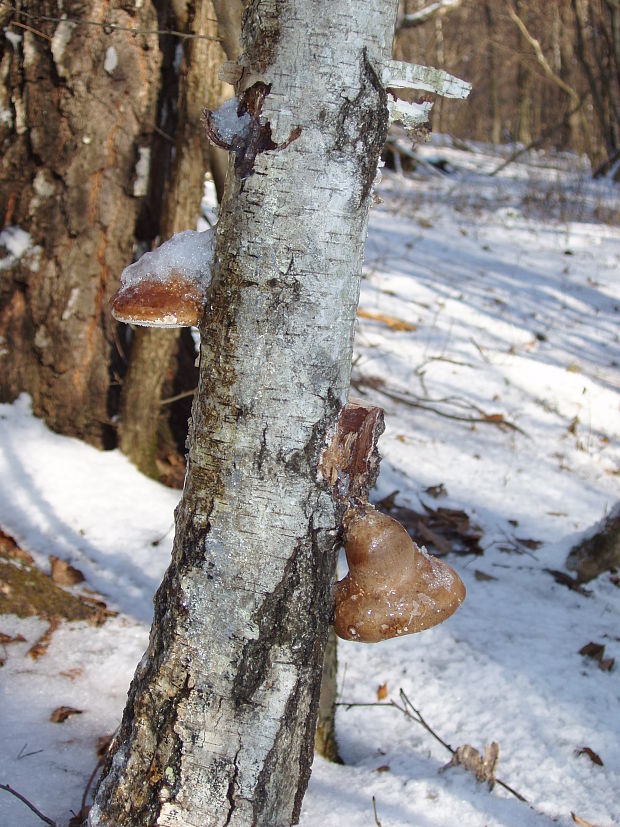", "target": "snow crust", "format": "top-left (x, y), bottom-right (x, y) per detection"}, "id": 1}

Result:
top-left (120, 228), bottom-right (216, 291)
top-left (209, 97), bottom-right (251, 143)
top-left (0, 141), bottom-right (619, 827)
